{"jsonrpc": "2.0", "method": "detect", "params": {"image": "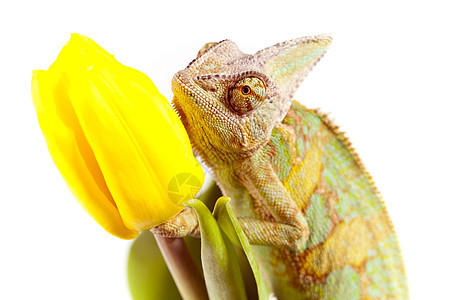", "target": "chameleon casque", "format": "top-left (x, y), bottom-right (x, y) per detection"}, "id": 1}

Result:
top-left (152, 34), bottom-right (409, 299)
